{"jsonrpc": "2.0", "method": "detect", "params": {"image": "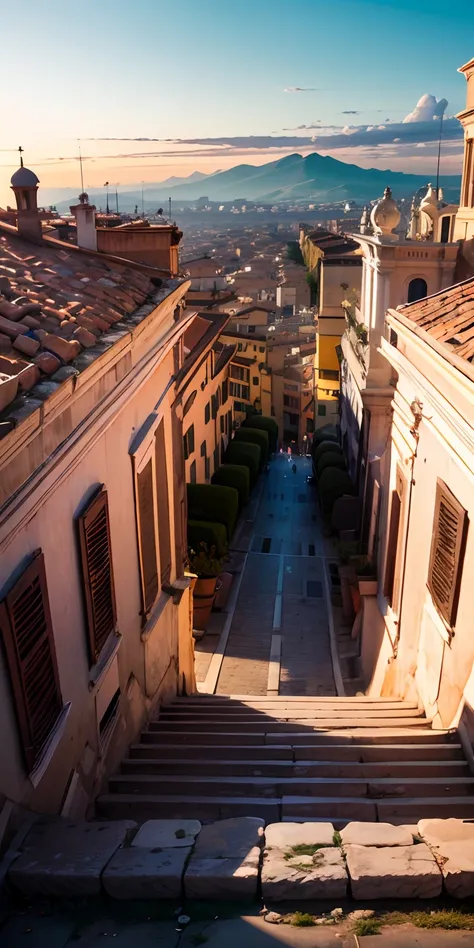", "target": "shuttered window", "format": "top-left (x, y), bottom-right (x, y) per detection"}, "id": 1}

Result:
top-left (383, 465), bottom-right (405, 612)
top-left (155, 421), bottom-right (172, 586)
top-left (78, 487), bottom-right (117, 663)
top-left (0, 552), bottom-right (62, 771)
top-left (428, 480), bottom-right (468, 628)
top-left (136, 463), bottom-right (159, 613)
